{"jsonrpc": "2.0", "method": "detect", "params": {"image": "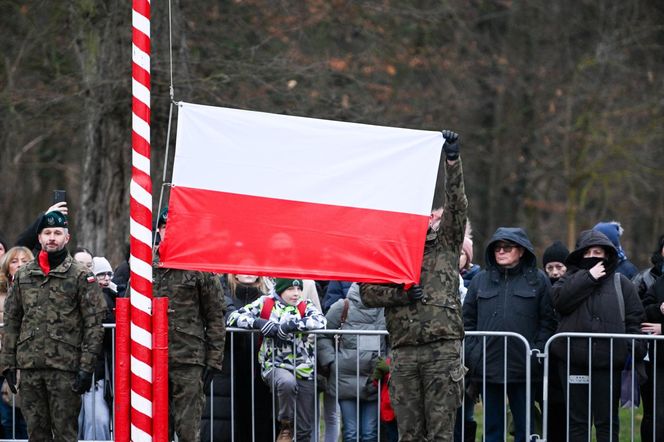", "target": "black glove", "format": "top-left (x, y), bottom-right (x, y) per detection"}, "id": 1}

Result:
top-left (441, 129), bottom-right (460, 161)
top-left (71, 370), bottom-right (94, 395)
top-left (3, 369), bottom-right (17, 394)
top-left (407, 284), bottom-right (424, 302)
top-left (203, 366), bottom-right (222, 391)
top-left (277, 321), bottom-right (300, 340)
top-left (254, 318), bottom-right (279, 338)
